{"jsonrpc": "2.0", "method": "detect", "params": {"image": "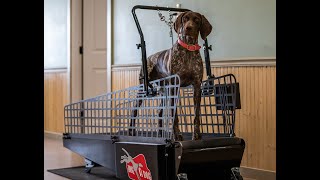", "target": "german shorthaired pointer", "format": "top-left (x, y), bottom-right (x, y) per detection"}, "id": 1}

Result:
top-left (132, 11), bottom-right (212, 141)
